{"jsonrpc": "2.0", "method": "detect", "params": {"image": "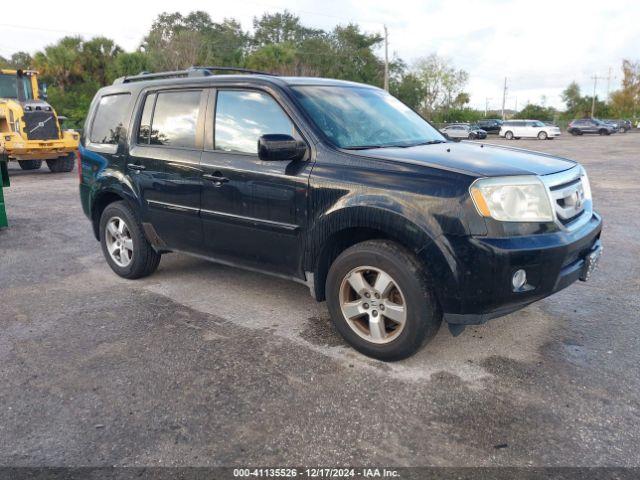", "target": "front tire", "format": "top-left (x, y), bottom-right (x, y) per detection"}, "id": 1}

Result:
top-left (326, 240), bottom-right (441, 361)
top-left (99, 201), bottom-right (161, 279)
top-left (504, 131), bottom-right (514, 140)
top-left (537, 131), bottom-right (548, 140)
top-left (18, 160), bottom-right (42, 170)
top-left (46, 153), bottom-right (75, 173)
